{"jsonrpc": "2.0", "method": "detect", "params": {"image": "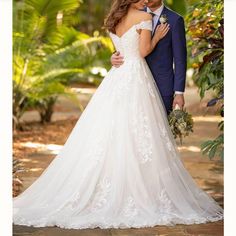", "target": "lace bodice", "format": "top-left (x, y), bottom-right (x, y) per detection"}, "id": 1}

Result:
top-left (109, 20), bottom-right (152, 60)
